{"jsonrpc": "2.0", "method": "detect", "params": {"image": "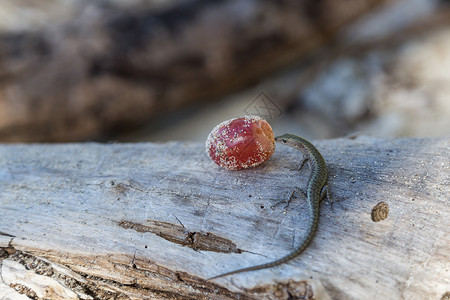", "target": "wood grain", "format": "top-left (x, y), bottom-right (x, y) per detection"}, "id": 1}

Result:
top-left (0, 137), bottom-right (449, 299)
